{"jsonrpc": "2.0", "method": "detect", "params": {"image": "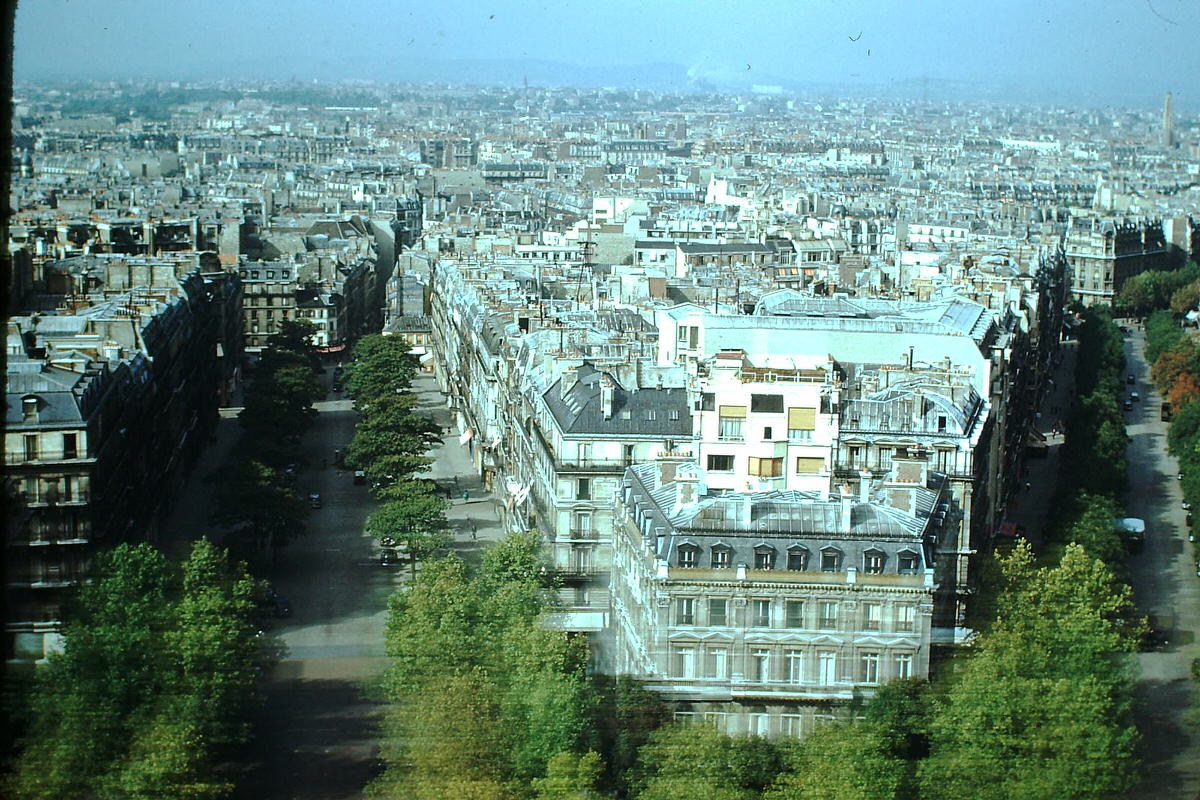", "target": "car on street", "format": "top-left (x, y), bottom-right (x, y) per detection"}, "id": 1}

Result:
top-left (1131, 392), bottom-right (1140, 402)
top-left (1127, 374), bottom-right (1136, 384)
top-left (1179, 472), bottom-right (1185, 480)
top-left (353, 470), bottom-right (366, 485)
top-left (1182, 500), bottom-right (1192, 511)
top-left (309, 492), bottom-right (323, 508)
top-left (1124, 400), bottom-right (1134, 411)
